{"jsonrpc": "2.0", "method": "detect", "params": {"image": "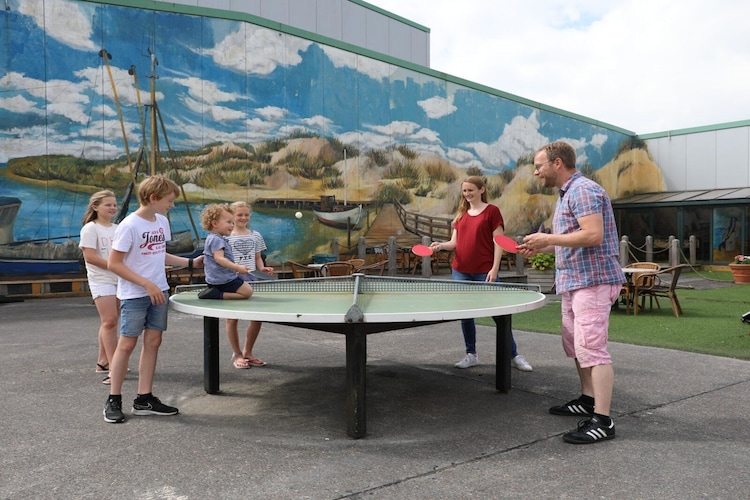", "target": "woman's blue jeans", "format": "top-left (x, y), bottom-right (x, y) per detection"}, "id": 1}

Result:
top-left (451, 269), bottom-right (519, 357)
